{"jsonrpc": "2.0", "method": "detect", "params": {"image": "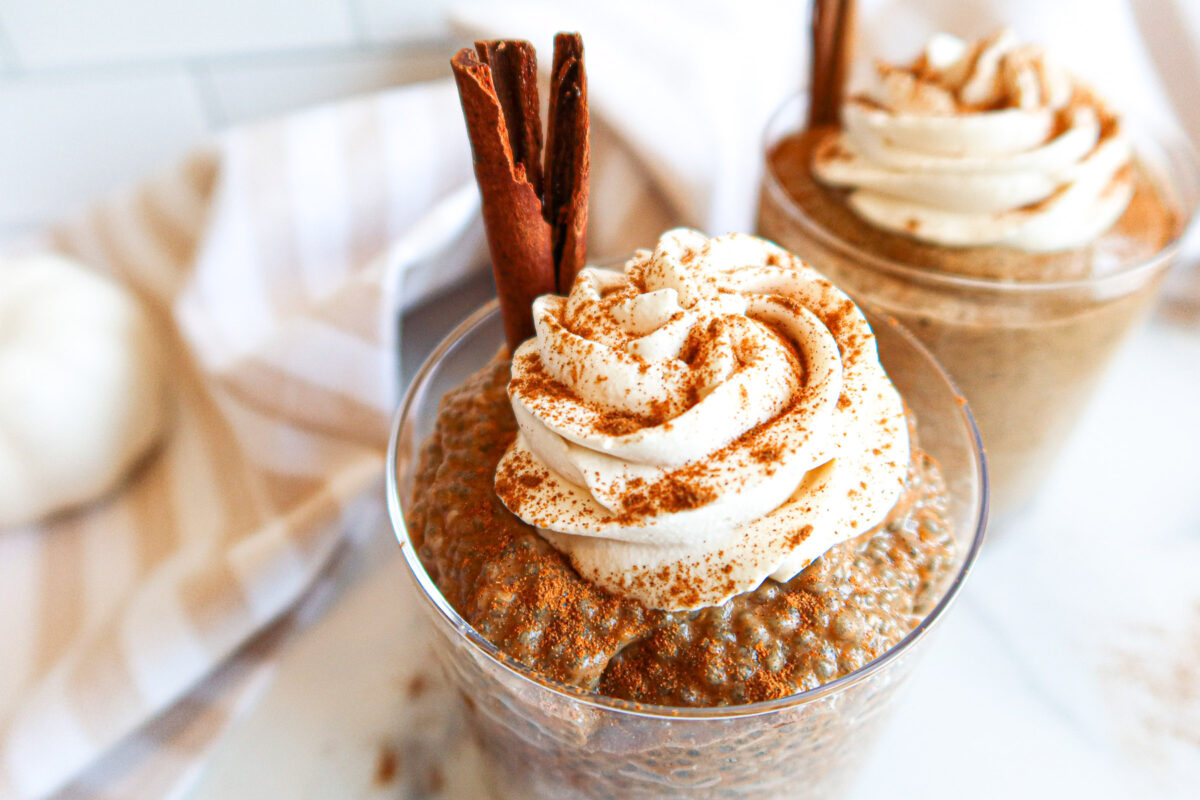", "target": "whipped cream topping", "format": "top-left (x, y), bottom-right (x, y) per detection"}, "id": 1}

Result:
top-left (812, 29), bottom-right (1133, 252)
top-left (494, 229), bottom-right (909, 611)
